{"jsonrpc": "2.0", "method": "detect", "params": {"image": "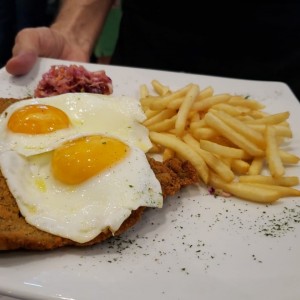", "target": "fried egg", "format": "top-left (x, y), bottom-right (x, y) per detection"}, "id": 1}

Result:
top-left (0, 135), bottom-right (162, 243)
top-left (0, 94), bottom-right (163, 243)
top-left (0, 93), bottom-right (152, 156)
